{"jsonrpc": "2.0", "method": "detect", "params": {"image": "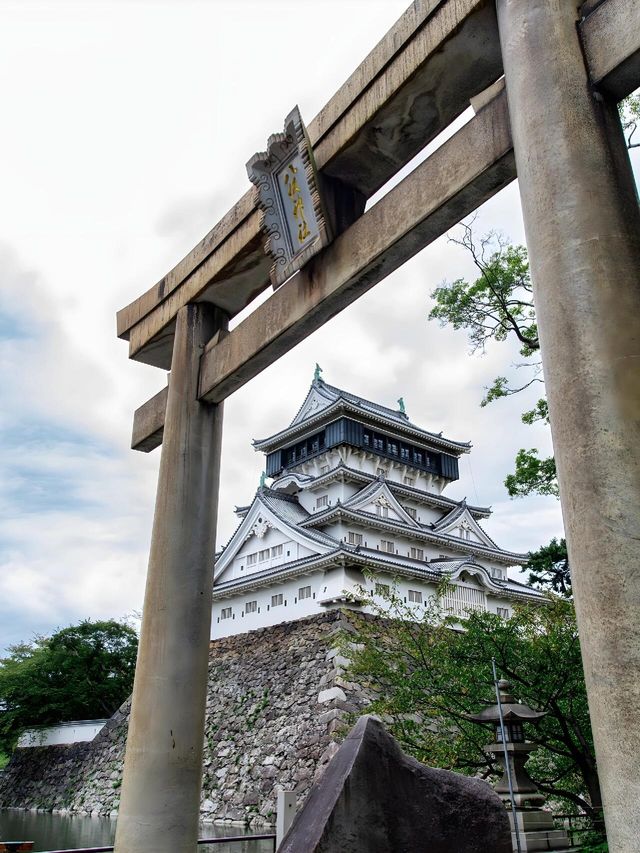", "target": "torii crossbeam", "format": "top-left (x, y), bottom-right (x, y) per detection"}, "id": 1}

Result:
top-left (114, 2), bottom-right (640, 851)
